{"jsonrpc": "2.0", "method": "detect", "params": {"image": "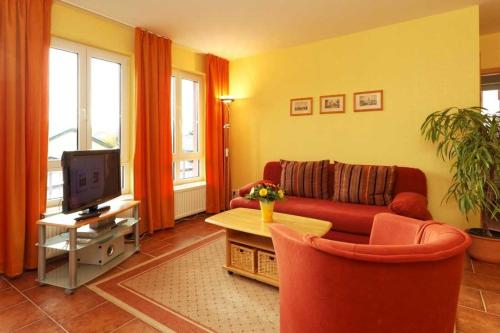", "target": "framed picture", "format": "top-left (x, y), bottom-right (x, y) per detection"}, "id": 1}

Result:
top-left (320, 94), bottom-right (345, 114)
top-left (290, 97), bottom-right (313, 116)
top-left (353, 90), bottom-right (383, 112)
